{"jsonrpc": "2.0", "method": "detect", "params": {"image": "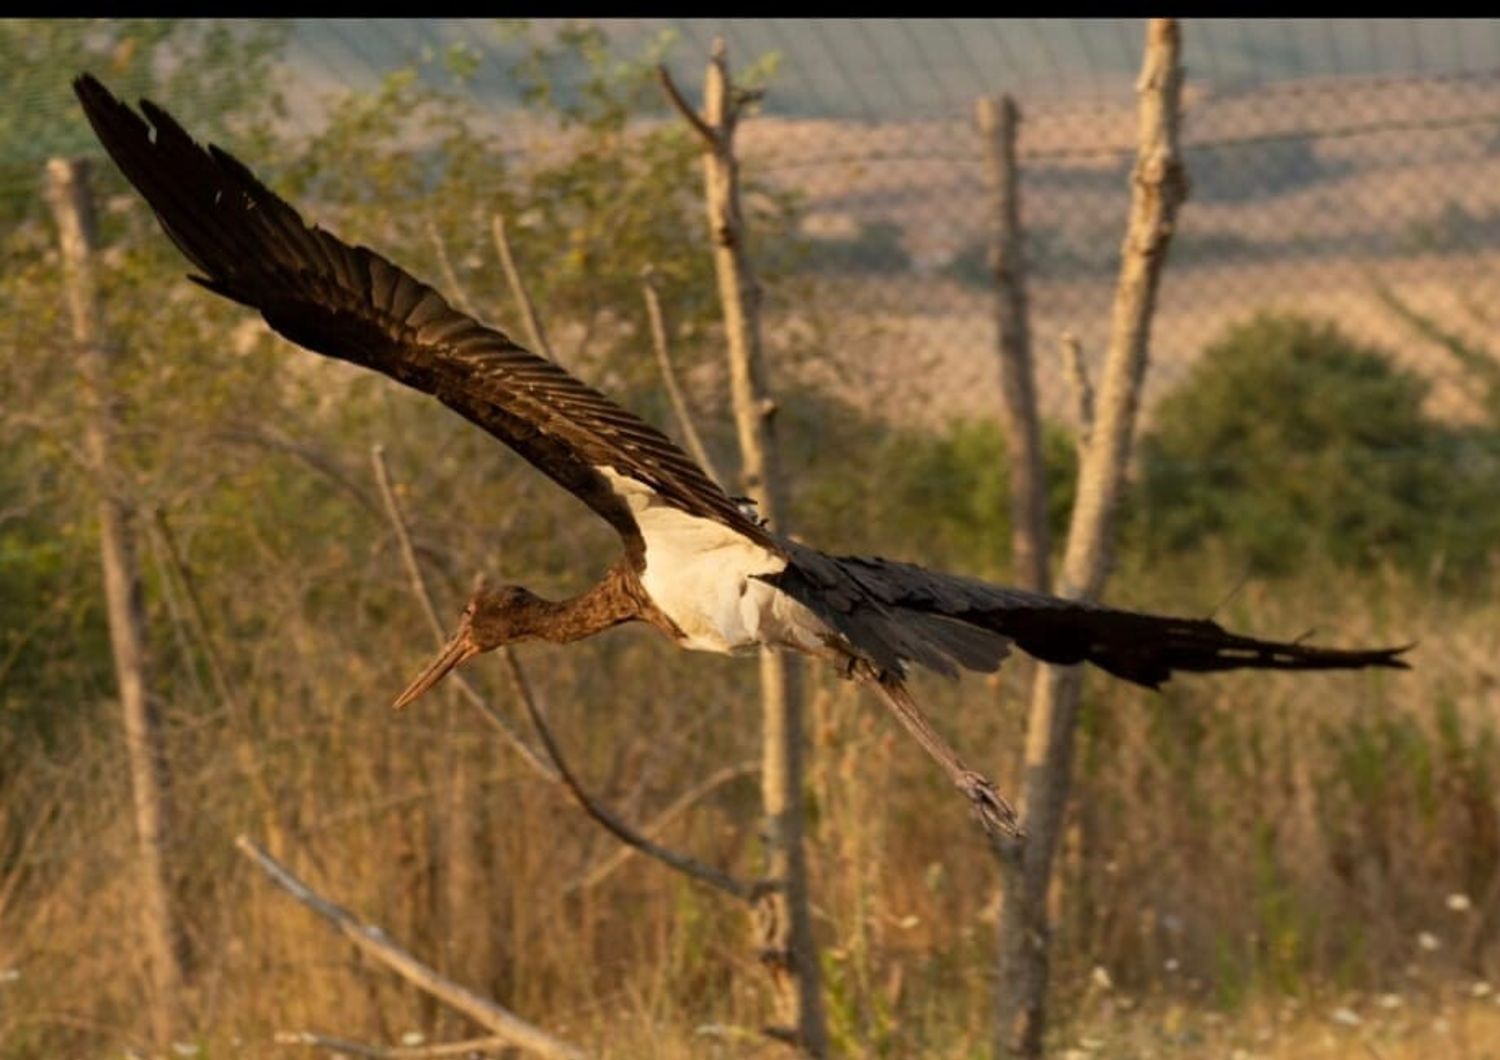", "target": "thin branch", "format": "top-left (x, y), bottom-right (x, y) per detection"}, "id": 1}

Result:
top-left (566, 760), bottom-right (758, 895)
top-left (1060, 331), bottom-right (1095, 451)
top-left (150, 507), bottom-right (289, 852)
top-left (640, 266), bottom-right (723, 486)
top-left (425, 219), bottom-right (477, 317)
top-left (275, 1030), bottom-right (513, 1058)
top-left (513, 661), bottom-right (759, 903)
top-left (236, 836), bottom-right (589, 1060)
top-left (369, 444), bottom-right (557, 781)
top-left (214, 425), bottom-right (385, 521)
top-left (656, 64), bottom-right (717, 146)
top-left (490, 213), bottom-right (555, 361)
